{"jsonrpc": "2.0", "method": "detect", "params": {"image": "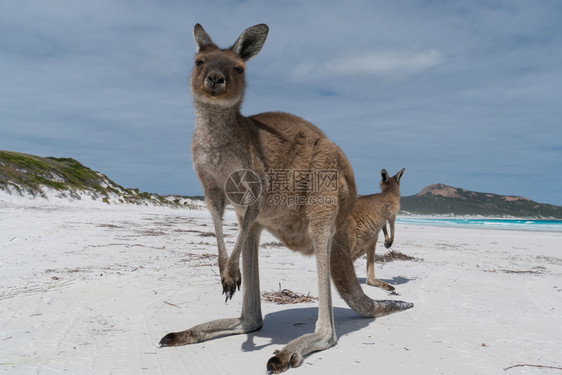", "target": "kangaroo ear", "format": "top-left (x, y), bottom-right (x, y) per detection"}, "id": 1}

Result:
top-left (193, 24), bottom-right (215, 52)
top-left (381, 169), bottom-right (390, 183)
top-left (231, 24), bottom-right (269, 61)
top-left (395, 168), bottom-right (405, 183)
